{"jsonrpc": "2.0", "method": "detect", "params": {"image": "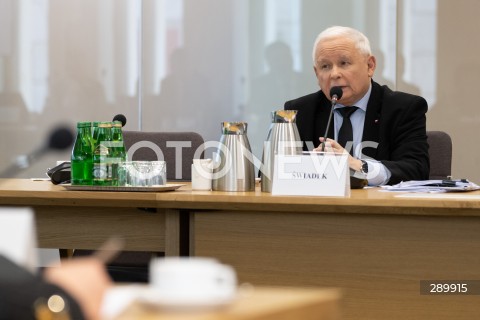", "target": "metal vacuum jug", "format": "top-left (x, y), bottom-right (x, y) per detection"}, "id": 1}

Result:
top-left (212, 122), bottom-right (255, 191)
top-left (260, 110), bottom-right (302, 192)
